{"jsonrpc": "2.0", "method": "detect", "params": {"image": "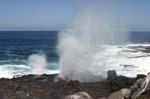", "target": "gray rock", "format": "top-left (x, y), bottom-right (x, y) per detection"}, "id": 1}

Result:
top-left (64, 92), bottom-right (93, 99)
top-left (108, 88), bottom-right (131, 99)
top-left (130, 72), bottom-right (150, 98)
